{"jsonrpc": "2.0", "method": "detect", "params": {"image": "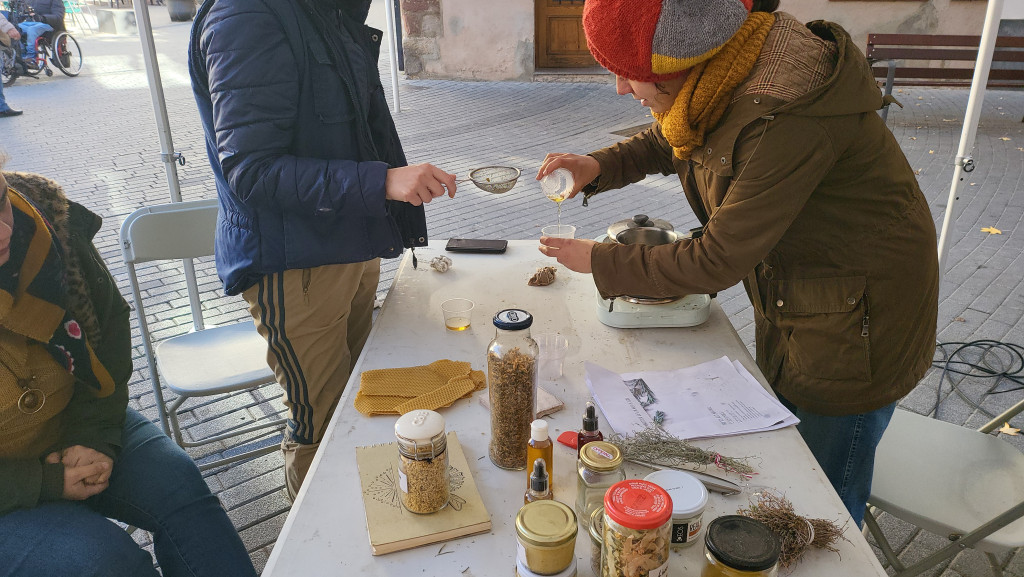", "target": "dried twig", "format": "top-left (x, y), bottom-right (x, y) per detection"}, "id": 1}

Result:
top-left (737, 490), bottom-right (848, 568)
top-left (606, 427), bottom-right (756, 476)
